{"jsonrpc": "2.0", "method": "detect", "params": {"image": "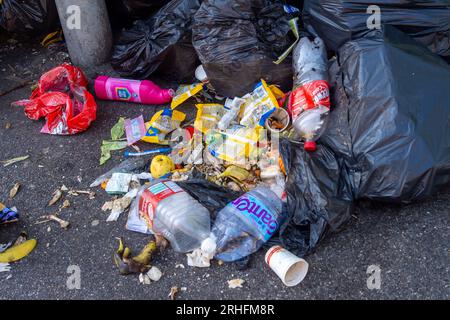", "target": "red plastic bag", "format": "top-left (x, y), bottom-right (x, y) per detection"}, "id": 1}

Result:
top-left (12, 64), bottom-right (97, 135)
